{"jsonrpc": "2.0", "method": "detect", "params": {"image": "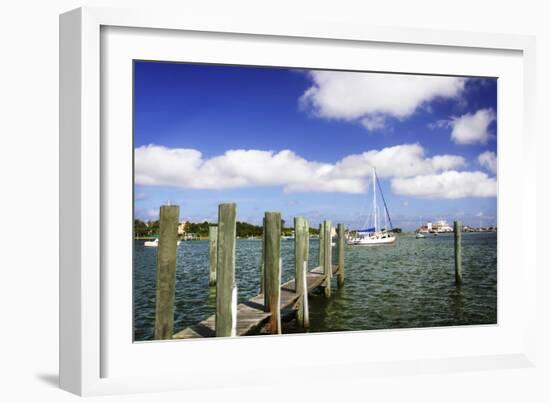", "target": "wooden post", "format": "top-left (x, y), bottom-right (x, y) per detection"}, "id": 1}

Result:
top-left (208, 225), bottom-right (218, 286)
top-left (337, 223), bottom-right (345, 289)
top-left (294, 217), bottom-right (309, 328)
top-left (319, 222), bottom-right (325, 269)
top-left (302, 261), bottom-right (310, 329)
top-left (264, 212), bottom-right (282, 334)
top-left (215, 203), bottom-right (237, 337)
top-left (323, 220), bottom-right (332, 297)
top-left (154, 205), bottom-right (180, 340)
top-left (454, 220), bottom-right (463, 286)
top-left (261, 217), bottom-right (265, 297)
